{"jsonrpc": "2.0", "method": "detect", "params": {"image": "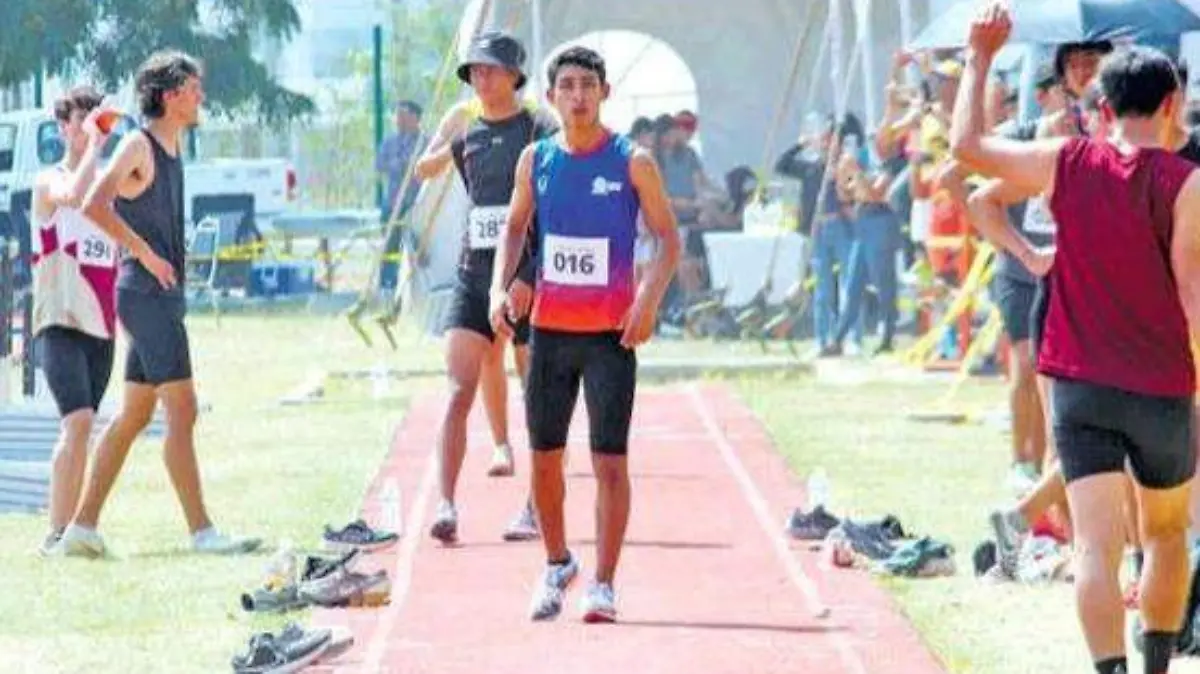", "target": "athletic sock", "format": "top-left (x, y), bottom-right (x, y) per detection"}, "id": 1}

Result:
top-left (1143, 631), bottom-right (1174, 674)
top-left (548, 552), bottom-right (571, 566)
top-left (1094, 656), bottom-right (1126, 674)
